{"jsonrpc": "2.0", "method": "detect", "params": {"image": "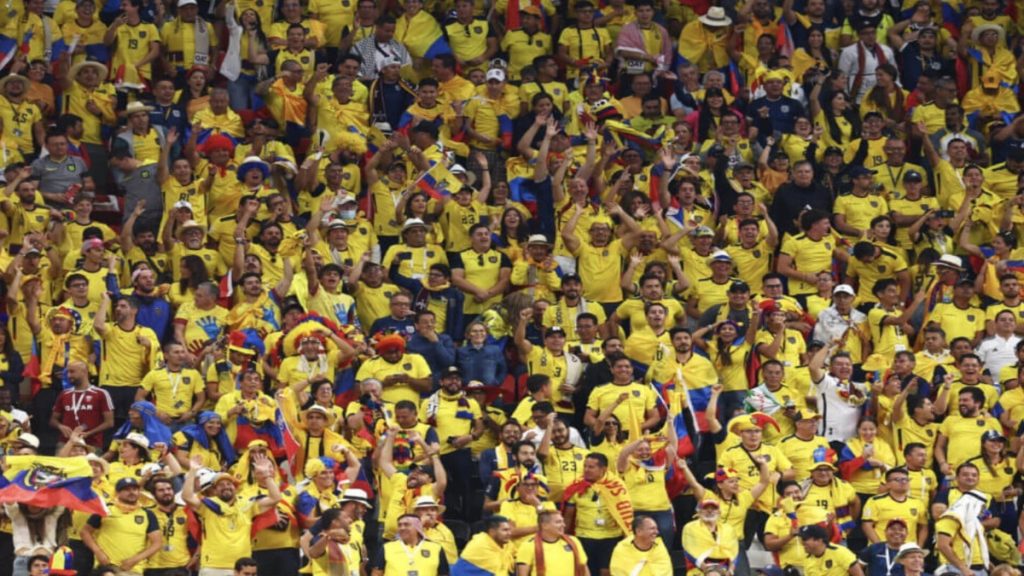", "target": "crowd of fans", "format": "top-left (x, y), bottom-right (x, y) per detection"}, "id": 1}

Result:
top-left (5, 0), bottom-right (1024, 574)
